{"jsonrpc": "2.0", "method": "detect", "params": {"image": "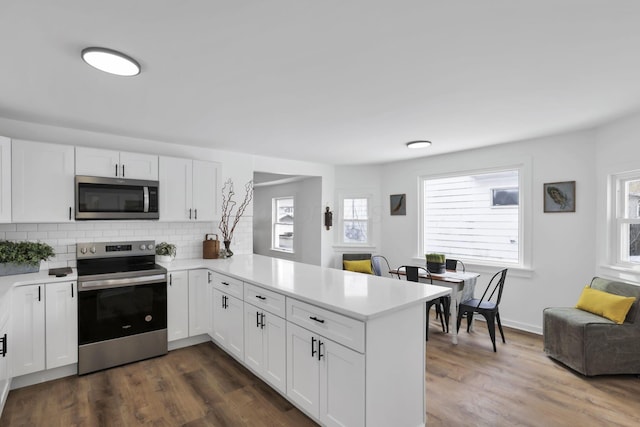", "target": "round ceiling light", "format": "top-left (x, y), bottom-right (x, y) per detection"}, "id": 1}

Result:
top-left (406, 140), bottom-right (432, 149)
top-left (81, 47), bottom-right (141, 76)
